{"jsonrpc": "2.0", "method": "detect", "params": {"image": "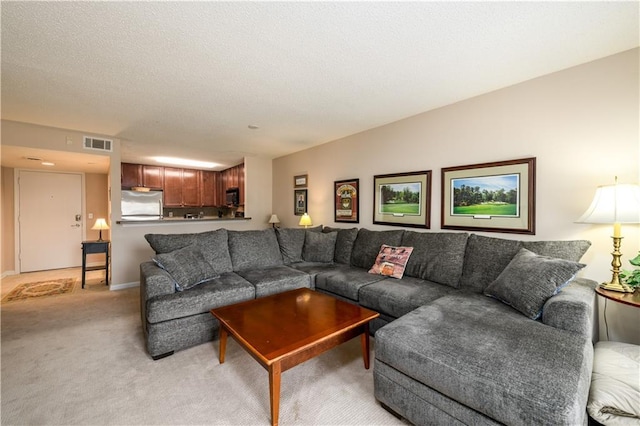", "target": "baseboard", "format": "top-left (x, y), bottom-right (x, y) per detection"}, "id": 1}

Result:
top-left (110, 281), bottom-right (140, 291)
top-left (1, 270), bottom-right (16, 279)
